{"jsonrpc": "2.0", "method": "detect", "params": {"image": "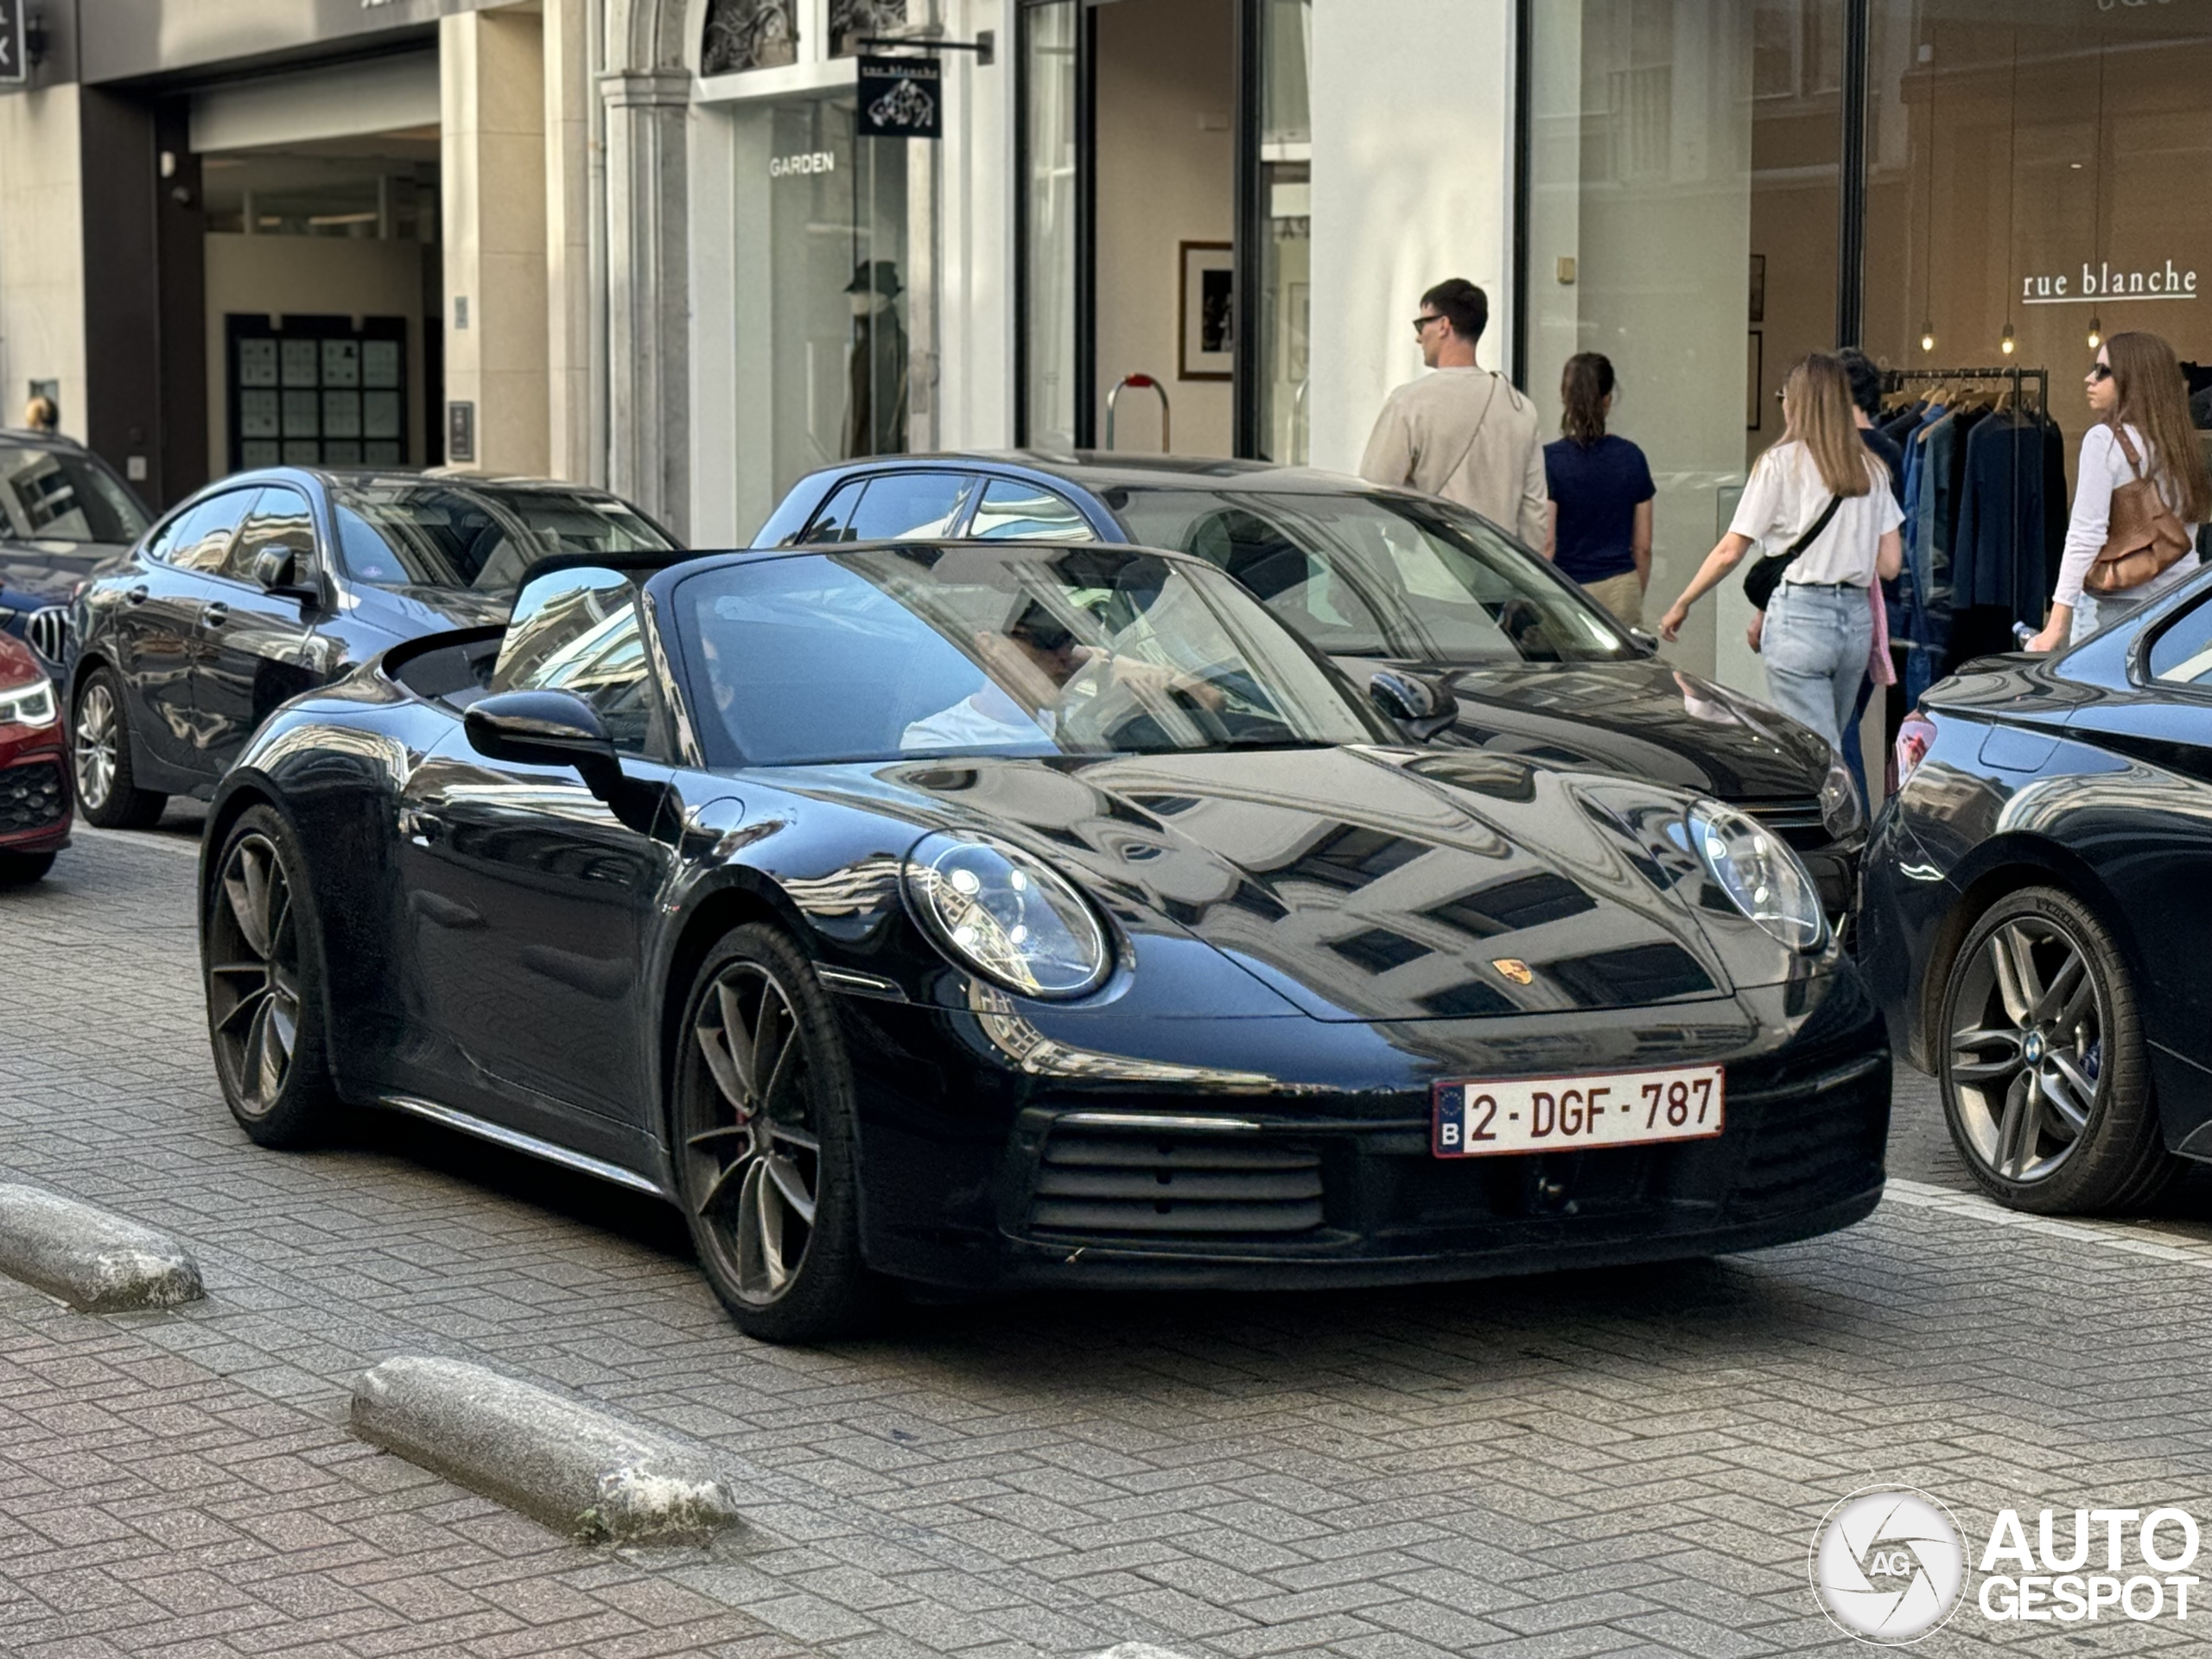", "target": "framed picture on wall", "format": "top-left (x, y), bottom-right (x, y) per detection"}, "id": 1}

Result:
top-left (1747, 330), bottom-right (1764, 431)
top-left (1179, 241), bottom-right (1234, 381)
top-left (1749, 254), bottom-right (1766, 324)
